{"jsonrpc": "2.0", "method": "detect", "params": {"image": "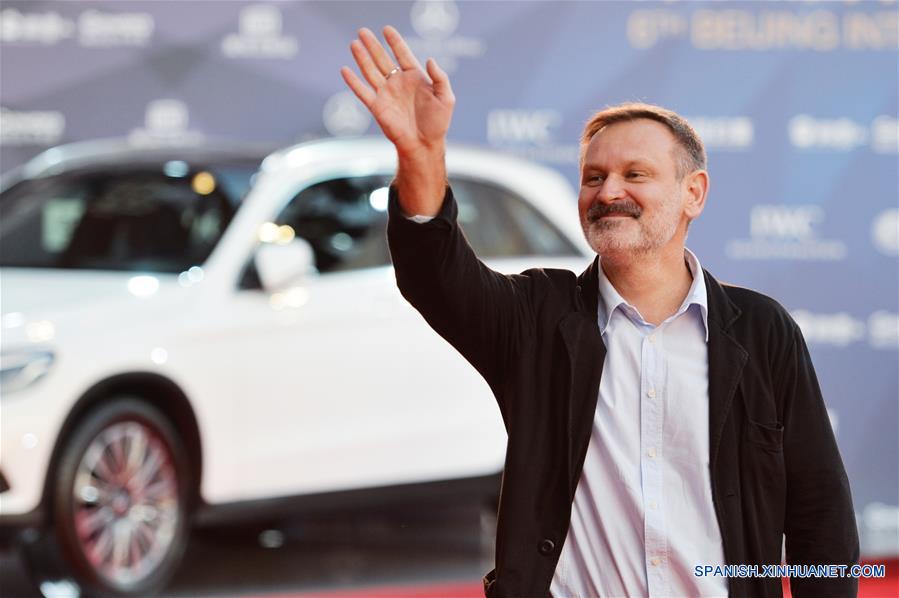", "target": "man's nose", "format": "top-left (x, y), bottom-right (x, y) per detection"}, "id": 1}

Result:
top-left (596, 174), bottom-right (625, 203)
